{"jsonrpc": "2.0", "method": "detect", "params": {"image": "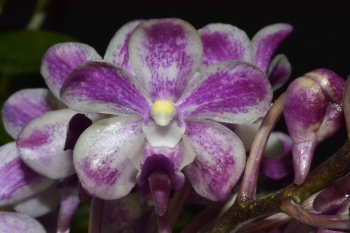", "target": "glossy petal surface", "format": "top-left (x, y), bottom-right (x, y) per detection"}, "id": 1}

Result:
top-left (73, 116), bottom-right (142, 200)
top-left (0, 142), bottom-right (54, 206)
top-left (41, 42), bottom-right (102, 99)
top-left (251, 23), bottom-right (293, 73)
top-left (17, 109), bottom-right (77, 179)
top-left (176, 61), bottom-right (272, 123)
top-left (129, 18), bottom-right (203, 101)
top-left (267, 54), bottom-right (292, 91)
top-left (60, 60), bottom-right (151, 118)
top-left (184, 119), bottom-right (246, 201)
top-left (104, 20), bottom-right (144, 75)
top-left (198, 23), bottom-right (252, 70)
top-left (284, 69), bottom-right (345, 185)
top-left (2, 89), bottom-right (58, 139)
top-left (0, 212), bottom-right (46, 233)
